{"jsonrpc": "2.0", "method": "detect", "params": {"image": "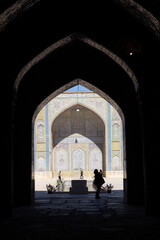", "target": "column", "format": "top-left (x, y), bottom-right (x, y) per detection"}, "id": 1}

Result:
top-left (45, 104), bottom-right (49, 171)
top-left (34, 122), bottom-right (37, 171)
top-left (120, 119), bottom-right (123, 170)
top-left (107, 103), bottom-right (112, 170)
